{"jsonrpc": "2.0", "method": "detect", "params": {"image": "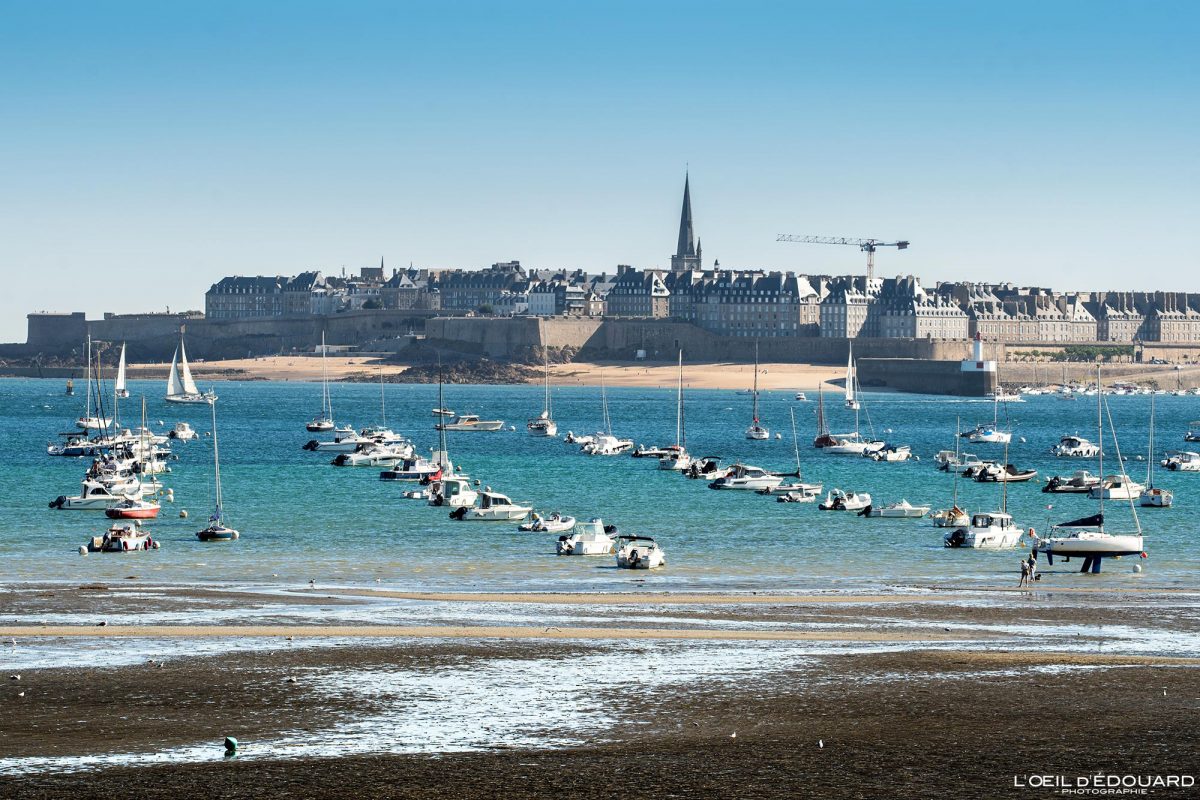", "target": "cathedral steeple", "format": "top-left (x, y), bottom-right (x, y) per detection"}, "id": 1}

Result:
top-left (671, 172), bottom-right (701, 272)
